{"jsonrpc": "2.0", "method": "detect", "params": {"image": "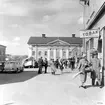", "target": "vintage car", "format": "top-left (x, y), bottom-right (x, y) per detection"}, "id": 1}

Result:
top-left (3, 61), bottom-right (24, 73)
